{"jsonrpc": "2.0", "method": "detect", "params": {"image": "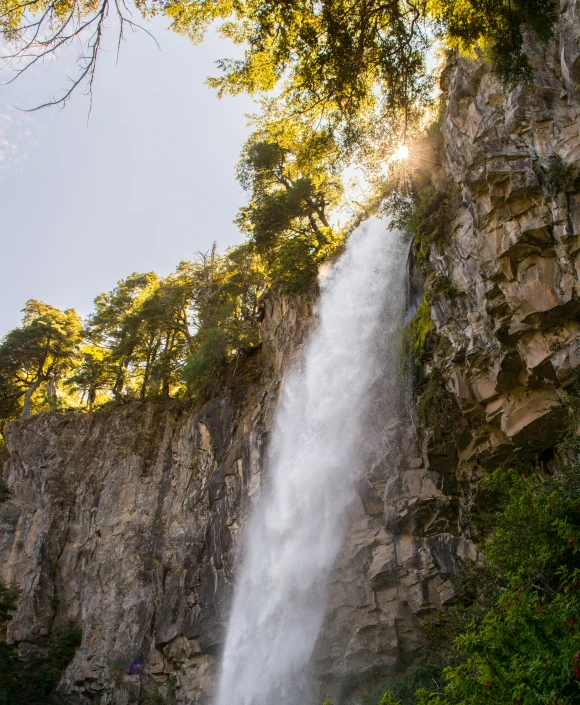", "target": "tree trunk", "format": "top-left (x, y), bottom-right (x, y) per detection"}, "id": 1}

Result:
top-left (22, 378), bottom-right (43, 418)
top-left (46, 377), bottom-right (57, 409)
